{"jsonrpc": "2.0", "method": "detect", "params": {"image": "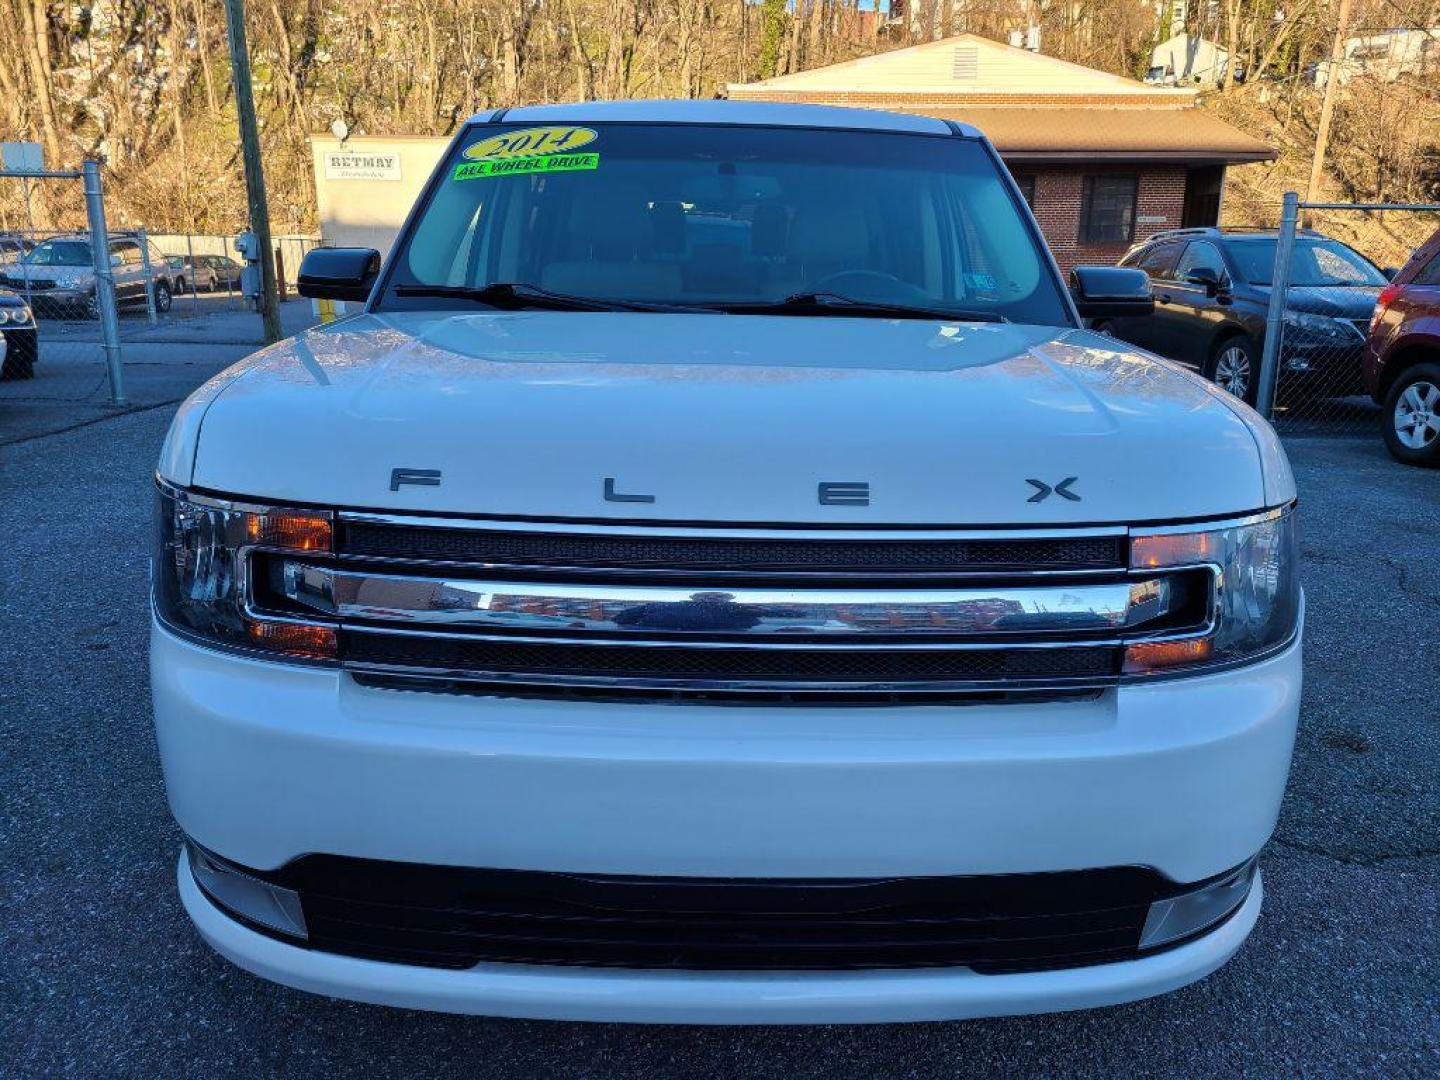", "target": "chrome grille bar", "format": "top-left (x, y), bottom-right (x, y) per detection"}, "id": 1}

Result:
top-left (254, 515), bottom-right (1219, 698)
top-left (279, 563), bottom-right (1183, 640)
